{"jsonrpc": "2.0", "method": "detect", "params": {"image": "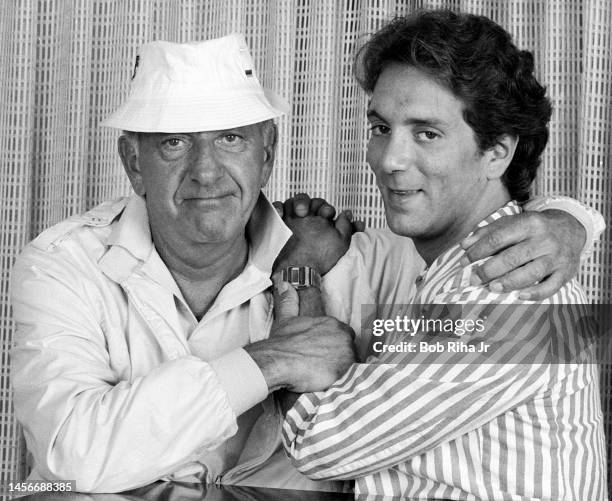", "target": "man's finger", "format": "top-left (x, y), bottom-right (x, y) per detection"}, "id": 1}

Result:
top-left (472, 241), bottom-right (550, 283)
top-left (310, 198), bottom-right (326, 215)
top-left (517, 272), bottom-right (566, 301)
top-left (461, 215), bottom-right (529, 262)
top-left (353, 220), bottom-right (366, 232)
top-left (293, 193), bottom-right (311, 217)
top-left (272, 201), bottom-right (284, 218)
top-left (310, 198), bottom-right (337, 219)
top-left (318, 204), bottom-right (336, 220)
top-left (272, 275), bottom-right (299, 320)
top-left (283, 198), bottom-right (295, 219)
top-left (484, 257), bottom-right (555, 293)
top-left (335, 211), bottom-right (353, 242)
